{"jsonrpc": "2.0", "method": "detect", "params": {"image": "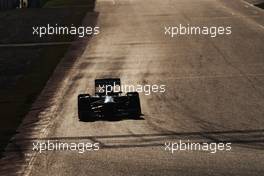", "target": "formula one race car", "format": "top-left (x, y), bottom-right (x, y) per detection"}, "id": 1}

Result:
top-left (78, 78), bottom-right (142, 121)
